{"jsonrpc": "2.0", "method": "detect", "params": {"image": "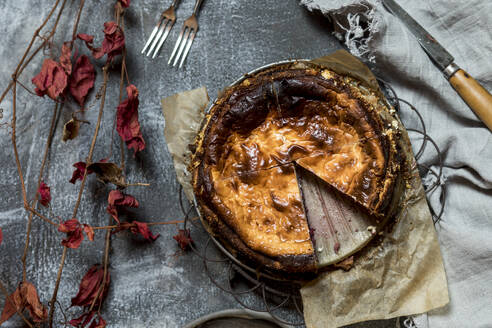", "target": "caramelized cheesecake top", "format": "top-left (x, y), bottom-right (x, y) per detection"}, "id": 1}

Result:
top-left (192, 63), bottom-right (399, 272)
